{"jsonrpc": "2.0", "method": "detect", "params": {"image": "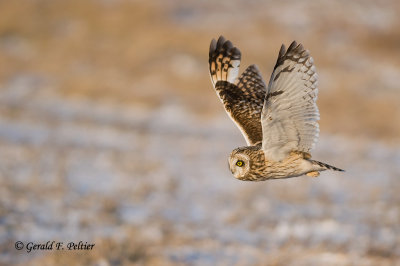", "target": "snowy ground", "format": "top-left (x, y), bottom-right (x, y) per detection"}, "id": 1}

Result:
top-left (0, 94), bottom-right (399, 265)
